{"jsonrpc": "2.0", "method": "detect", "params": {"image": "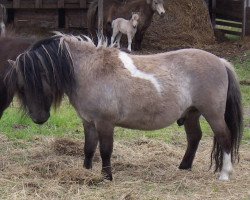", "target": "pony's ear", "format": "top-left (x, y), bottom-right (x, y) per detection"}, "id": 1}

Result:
top-left (8, 59), bottom-right (16, 67)
top-left (146, 0), bottom-right (151, 4)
